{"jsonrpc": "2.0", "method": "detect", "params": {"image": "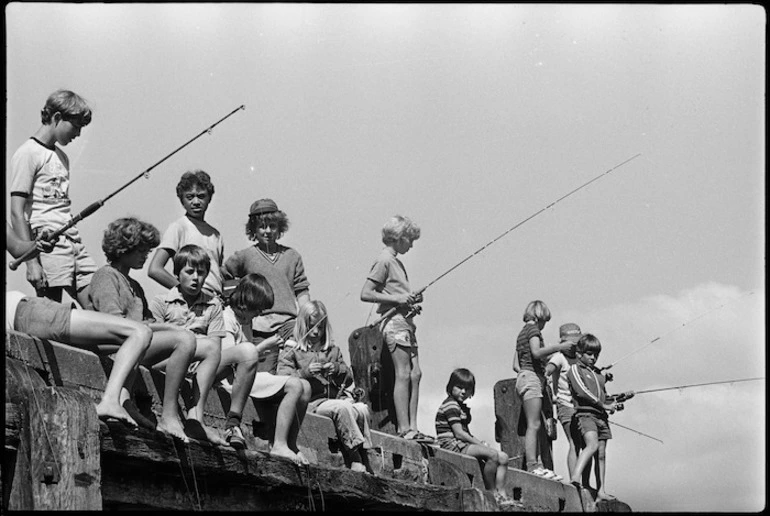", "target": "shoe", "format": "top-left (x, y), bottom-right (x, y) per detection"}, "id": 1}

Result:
top-left (531, 467), bottom-right (561, 481)
top-left (494, 491), bottom-right (517, 508)
top-left (224, 426), bottom-right (246, 450)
